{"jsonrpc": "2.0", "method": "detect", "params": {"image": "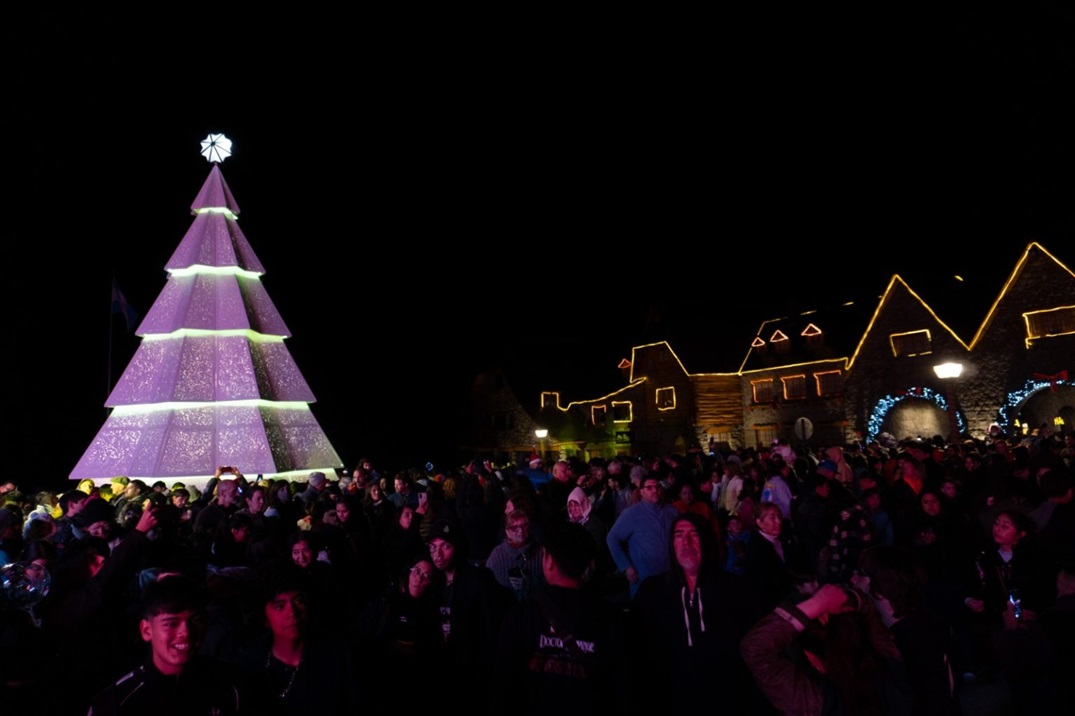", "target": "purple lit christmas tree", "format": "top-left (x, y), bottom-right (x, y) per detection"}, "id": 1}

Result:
top-left (71, 135), bottom-right (342, 487)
